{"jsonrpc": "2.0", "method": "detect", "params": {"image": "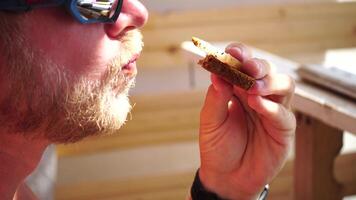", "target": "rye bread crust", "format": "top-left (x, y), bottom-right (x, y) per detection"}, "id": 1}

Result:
top-left (198, 55), bottom-right (255, 90)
